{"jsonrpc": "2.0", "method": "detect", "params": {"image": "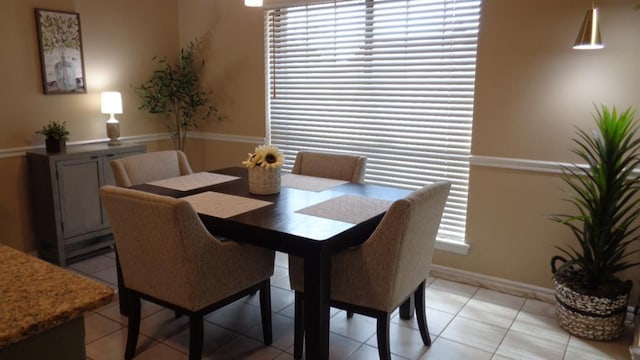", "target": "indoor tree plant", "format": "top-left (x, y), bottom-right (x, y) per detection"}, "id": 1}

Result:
top-left (35, 120), bottom-right (70, 153)
top-left (551, 105), bottom-right (640, 340)
top-left (135, 39), bottom-right (218, 151)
